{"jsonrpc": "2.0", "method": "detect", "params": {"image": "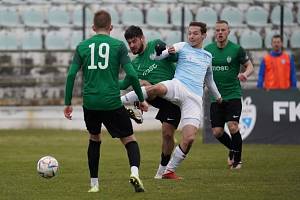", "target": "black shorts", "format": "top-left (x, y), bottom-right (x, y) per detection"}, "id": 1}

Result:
top-left (147, 97), bottom-right (181, 129)
top-left (210, 98), bottom-right (242, 128)
top-left (83, 106), bottom-right (133, 138)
